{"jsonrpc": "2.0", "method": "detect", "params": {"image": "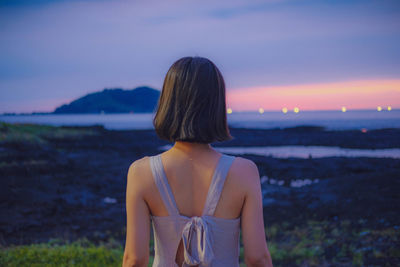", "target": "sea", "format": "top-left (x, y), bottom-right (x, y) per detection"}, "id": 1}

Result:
top-left (2, 110), bottom-right (400, 187)
top-left (1, 109), bottom-right (399, 131)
